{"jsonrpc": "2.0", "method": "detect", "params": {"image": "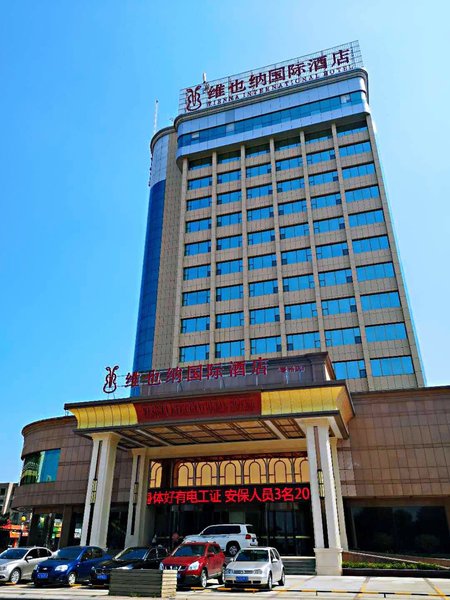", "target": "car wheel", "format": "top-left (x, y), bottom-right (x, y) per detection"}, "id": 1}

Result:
top-left (9, 568), bottom-right (21, 585)
top-left (217, 566), bottom-right (225, 585)
top-left (226, 541), bottom-right (240, 557)
top-left (67, 572), bottom-right (77, 586)
top-left (266, 572), bottom-right (273, 591)
top-left (199, 569), bottom-right (208, 589)
top-left (278, 569), bottom-right (285, 586)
